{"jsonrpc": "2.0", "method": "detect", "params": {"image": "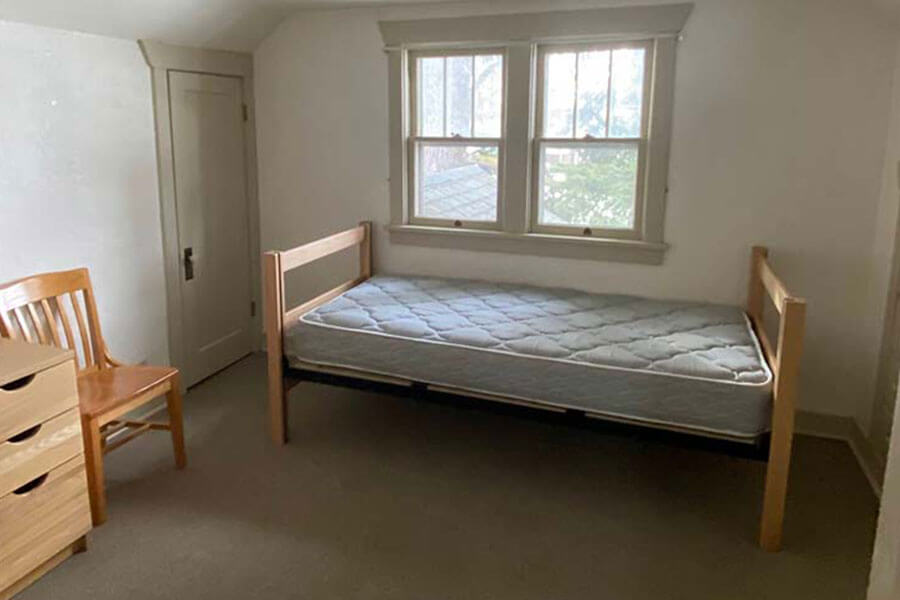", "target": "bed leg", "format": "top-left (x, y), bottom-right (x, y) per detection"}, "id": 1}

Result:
top-left (268, 367), bottom-right (288, 445)
top-left (264, 251), bottom-right (288, 445)
top-left (759, 405), bottom-right (795, 551)
top-left (759, 298), bottom-right (805, 552)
